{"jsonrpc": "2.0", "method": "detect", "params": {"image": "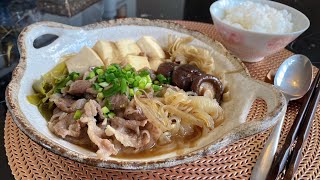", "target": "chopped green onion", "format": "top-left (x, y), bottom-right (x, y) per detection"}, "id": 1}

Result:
top-left (133, 80), bottom-right (139, 88)
top-left (120, 78), bottom-right (128, 94)
top-left (99, 82), bottom-right (109, 87)
top-left (152, 84), bottom-right (162, 92)
top-left (102, 84), bottom-right (120, 97)
top-left (105, 73), bottom-right (116, 83)
top-left (145, 82), bottom-right (152, 89)
top-left (167, 77), bottom-right (172, 84)
top-left (146, 75), bottom-right (152, 83)
top-left (135, 76), bottom-right (141, 81)
top-left (140, 77), bottom-right (147, 84)
top-left (93, 66), bottom-right (103, 73)
top-left (139, 69), bottom-right (149, 76)
top-left (156, 74), bottom-right (167, 83)
top-left (106, 65), bottom-right (118, 73)
top-left (73, 110), bottom-right (82, 120)
top-left (136, 91), bottom-right (142, 96)
top-left (128, 78), bottom-right (135, 85)
top-left (96, 69), bottom-right (104, 75)
top-left (97, 92), bottom-right (104, 99)
top-left (87, 71), bottom-right (96, 79)
top-left (108, 112), bottom-right (115, 118)
top-left (101, 106), bottom-right (110, 114)
top-left (69, 72), bottom-right (80, 81)
top-left (54, 76), bottom-right (71, 93)
top-left (124, 64), bottom-right (132, 71)
top-left (129, 88), bottom-right (134, 96)
top-left (138, 81), bottom-right (146, 89)
top-left (93, 83), bottom-right (101, 90)
top-left (154, 80), bottom-right (160, 85)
